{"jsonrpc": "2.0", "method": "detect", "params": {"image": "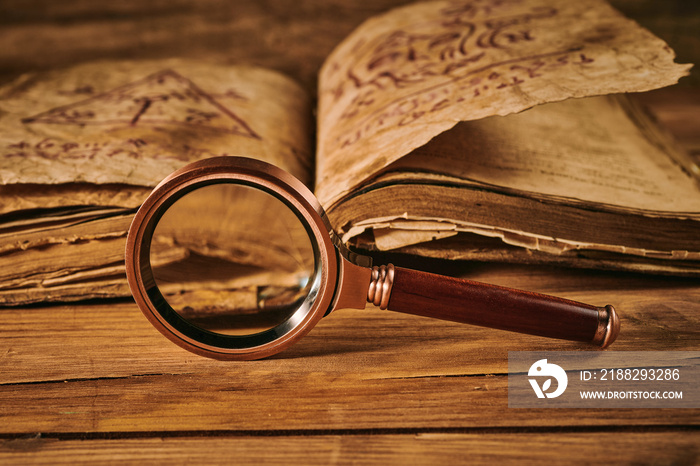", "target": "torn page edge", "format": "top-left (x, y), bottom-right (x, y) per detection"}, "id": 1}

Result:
top-left (343, 215), bottom-right (699, 261)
